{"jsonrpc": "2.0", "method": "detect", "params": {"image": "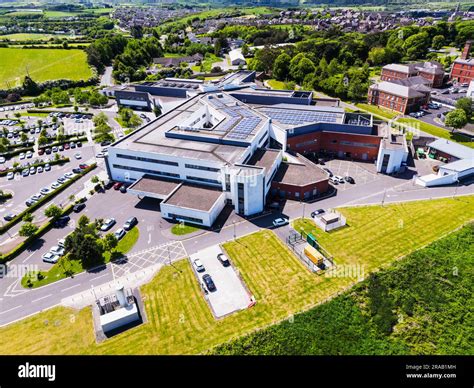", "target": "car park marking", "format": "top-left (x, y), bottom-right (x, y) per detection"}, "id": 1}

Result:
top-left (0, 305), bottom-right (23, 315)
top-left (31, 294), bottom-right (52, 303)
